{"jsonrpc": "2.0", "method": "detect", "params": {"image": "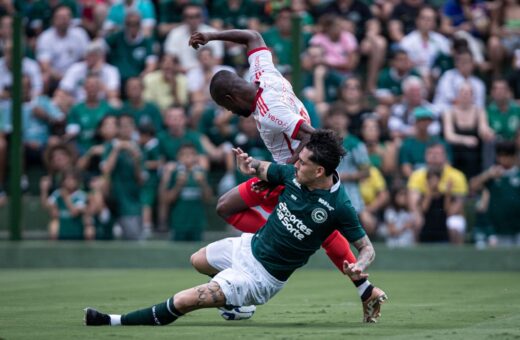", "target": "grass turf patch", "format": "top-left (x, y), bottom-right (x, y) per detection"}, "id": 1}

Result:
top-left (1, 269), bottom-right (519, 339)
